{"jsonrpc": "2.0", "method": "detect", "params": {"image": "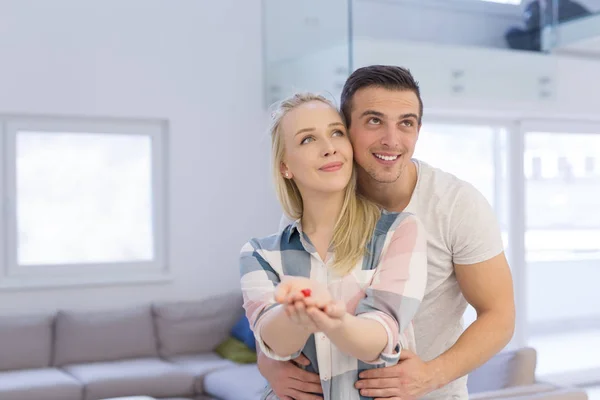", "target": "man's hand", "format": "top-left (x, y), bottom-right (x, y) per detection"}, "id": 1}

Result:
top-left (257, 351), bottom-right (323, 400)
top-left (354, 350), bottom-right (440, 399)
